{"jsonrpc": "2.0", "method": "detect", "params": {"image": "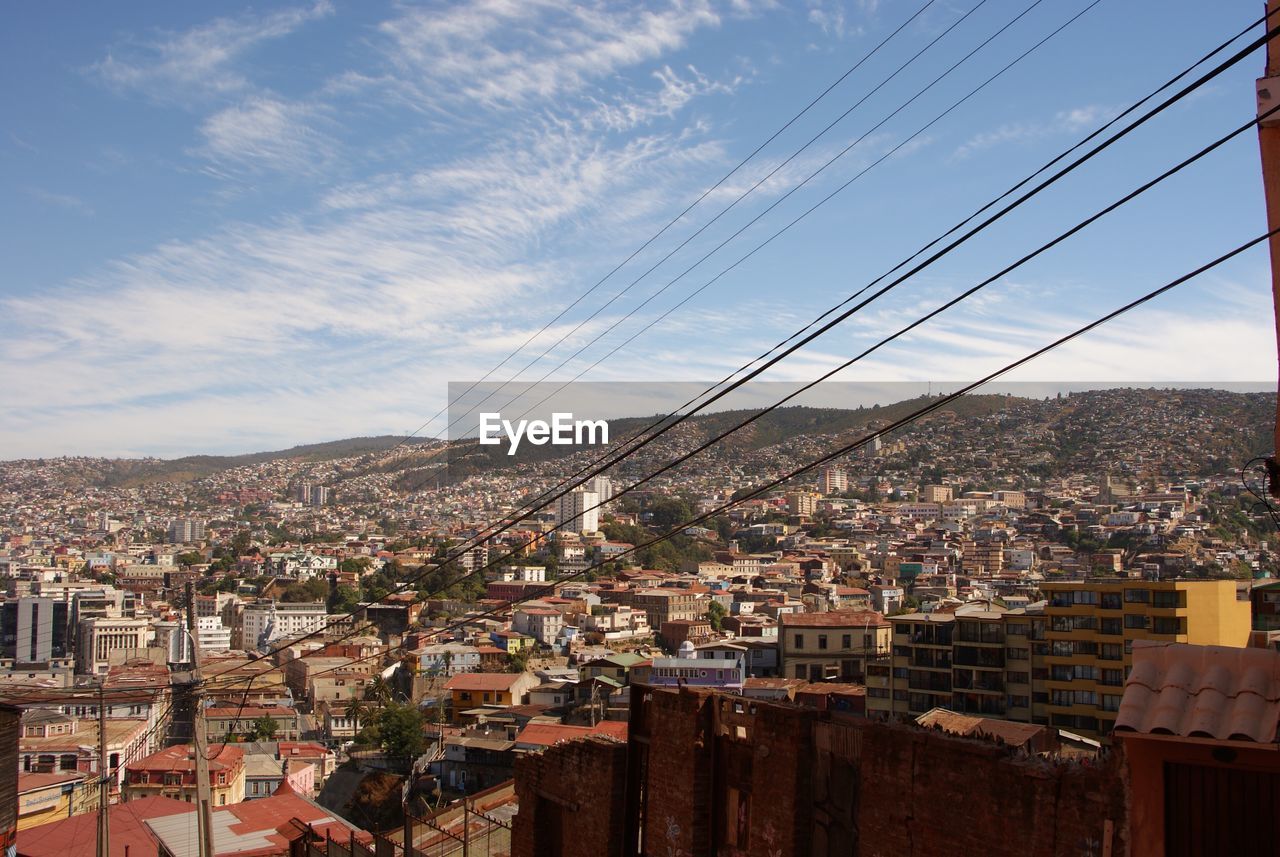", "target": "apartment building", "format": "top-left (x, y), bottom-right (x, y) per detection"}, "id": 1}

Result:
top-left (786, 492), bottom-right (817, 517)
top-left (865, 604), bottom-right (1048, 724)
top-left (241, 601), bottom-right (328, 651)
top-left (628, 589), bottom-right (701, 637)
top-left (123, 744), bottom-right (245, 806)
top-left (921, 485), bottom-right (953, 503)
top-left (76, 616), bottom-right (152, 675)
top-left (556, 490), bottom-right (600, 535)
top-left (819, 466), bottom-right (848, 494)
top-left (1041, 579), bottom-right (1250, 737)
top-left (779, 610), bottom-right (891, 682)
top-left (960, 540), bottom-right (1004, 576)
